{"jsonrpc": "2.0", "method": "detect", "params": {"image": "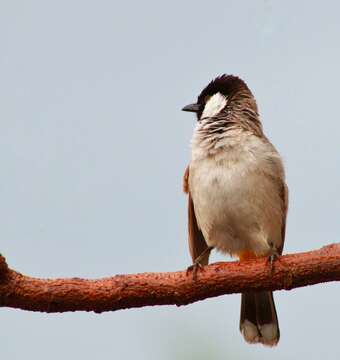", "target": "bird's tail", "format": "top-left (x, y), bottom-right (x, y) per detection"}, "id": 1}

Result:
top-left (239, 291), bottom-right (280, 346)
